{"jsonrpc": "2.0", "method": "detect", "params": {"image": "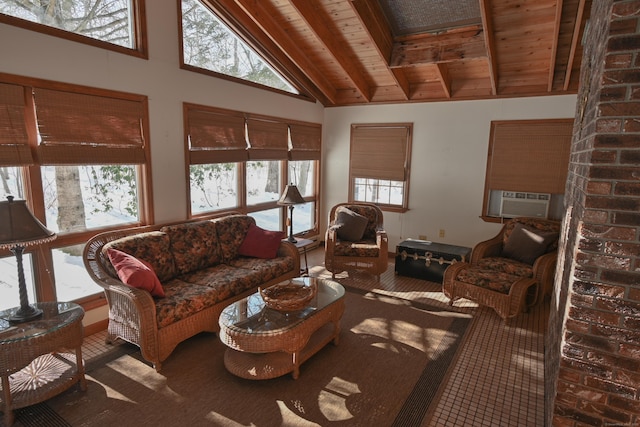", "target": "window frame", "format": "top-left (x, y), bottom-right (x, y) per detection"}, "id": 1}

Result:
top-left (0, 72), bottom-right (154, 309)
top-left (0, 0), bottom-right (148, 59)
top-left (481, 118), bottom-right (573, 223)
top-left (349, 122), bottom-right (413, 213)
top-left (183, 103), bottom-right (320, 239)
